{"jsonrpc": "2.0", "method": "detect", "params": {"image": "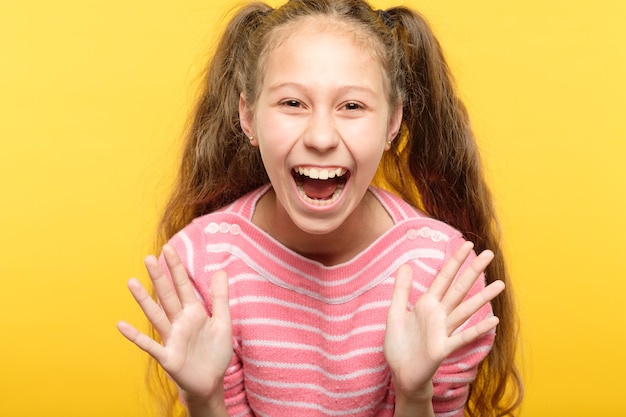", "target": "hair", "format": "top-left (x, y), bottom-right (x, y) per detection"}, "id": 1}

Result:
top-left (149, 1), bottom-right (523, 416)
